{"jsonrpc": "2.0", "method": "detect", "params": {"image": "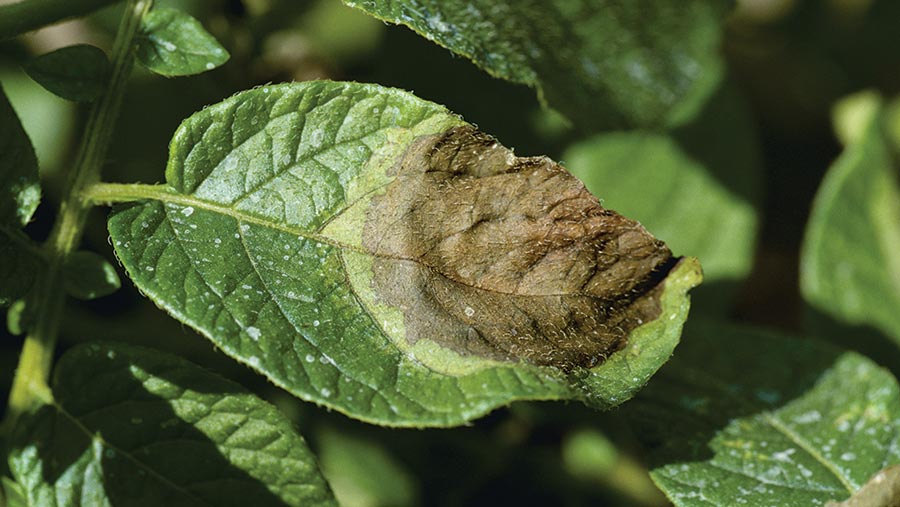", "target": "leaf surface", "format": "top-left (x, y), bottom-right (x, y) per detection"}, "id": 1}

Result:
top-left (0, 84), bottom-right (39, 227)
top-left (23, 44), bottom-right (109, 102)
top-left (135, 7), bottom-right (229, 77)
top-left (0, 84), bottom-right (40, 306)
top-left (0, 229), bottom-right (39, 307)
top-left (62, 250), bottom-right (121, 300)
top-left (826, 465), bottom-right (900, 507)
top-left (2, 476), bottom-right (27, 507)
top-left (629, 320), bottom-right (900, 507)
top-left (107, 81), bottom-right (701, 426)
top-left (801, 95), bottom-right (900, 344)
top-left (8, 342), bottom-right (336, 507)
top-left (342, 0), bottom-right (728, 130)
